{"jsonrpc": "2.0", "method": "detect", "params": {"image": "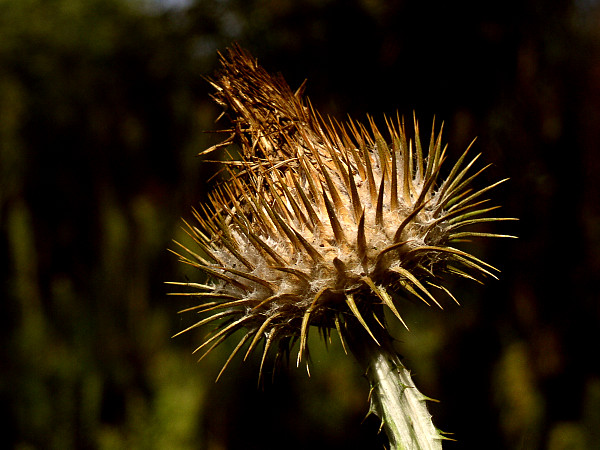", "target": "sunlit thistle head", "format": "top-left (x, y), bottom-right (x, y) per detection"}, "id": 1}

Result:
top-left (169, 45), bottom-right (515, 379)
